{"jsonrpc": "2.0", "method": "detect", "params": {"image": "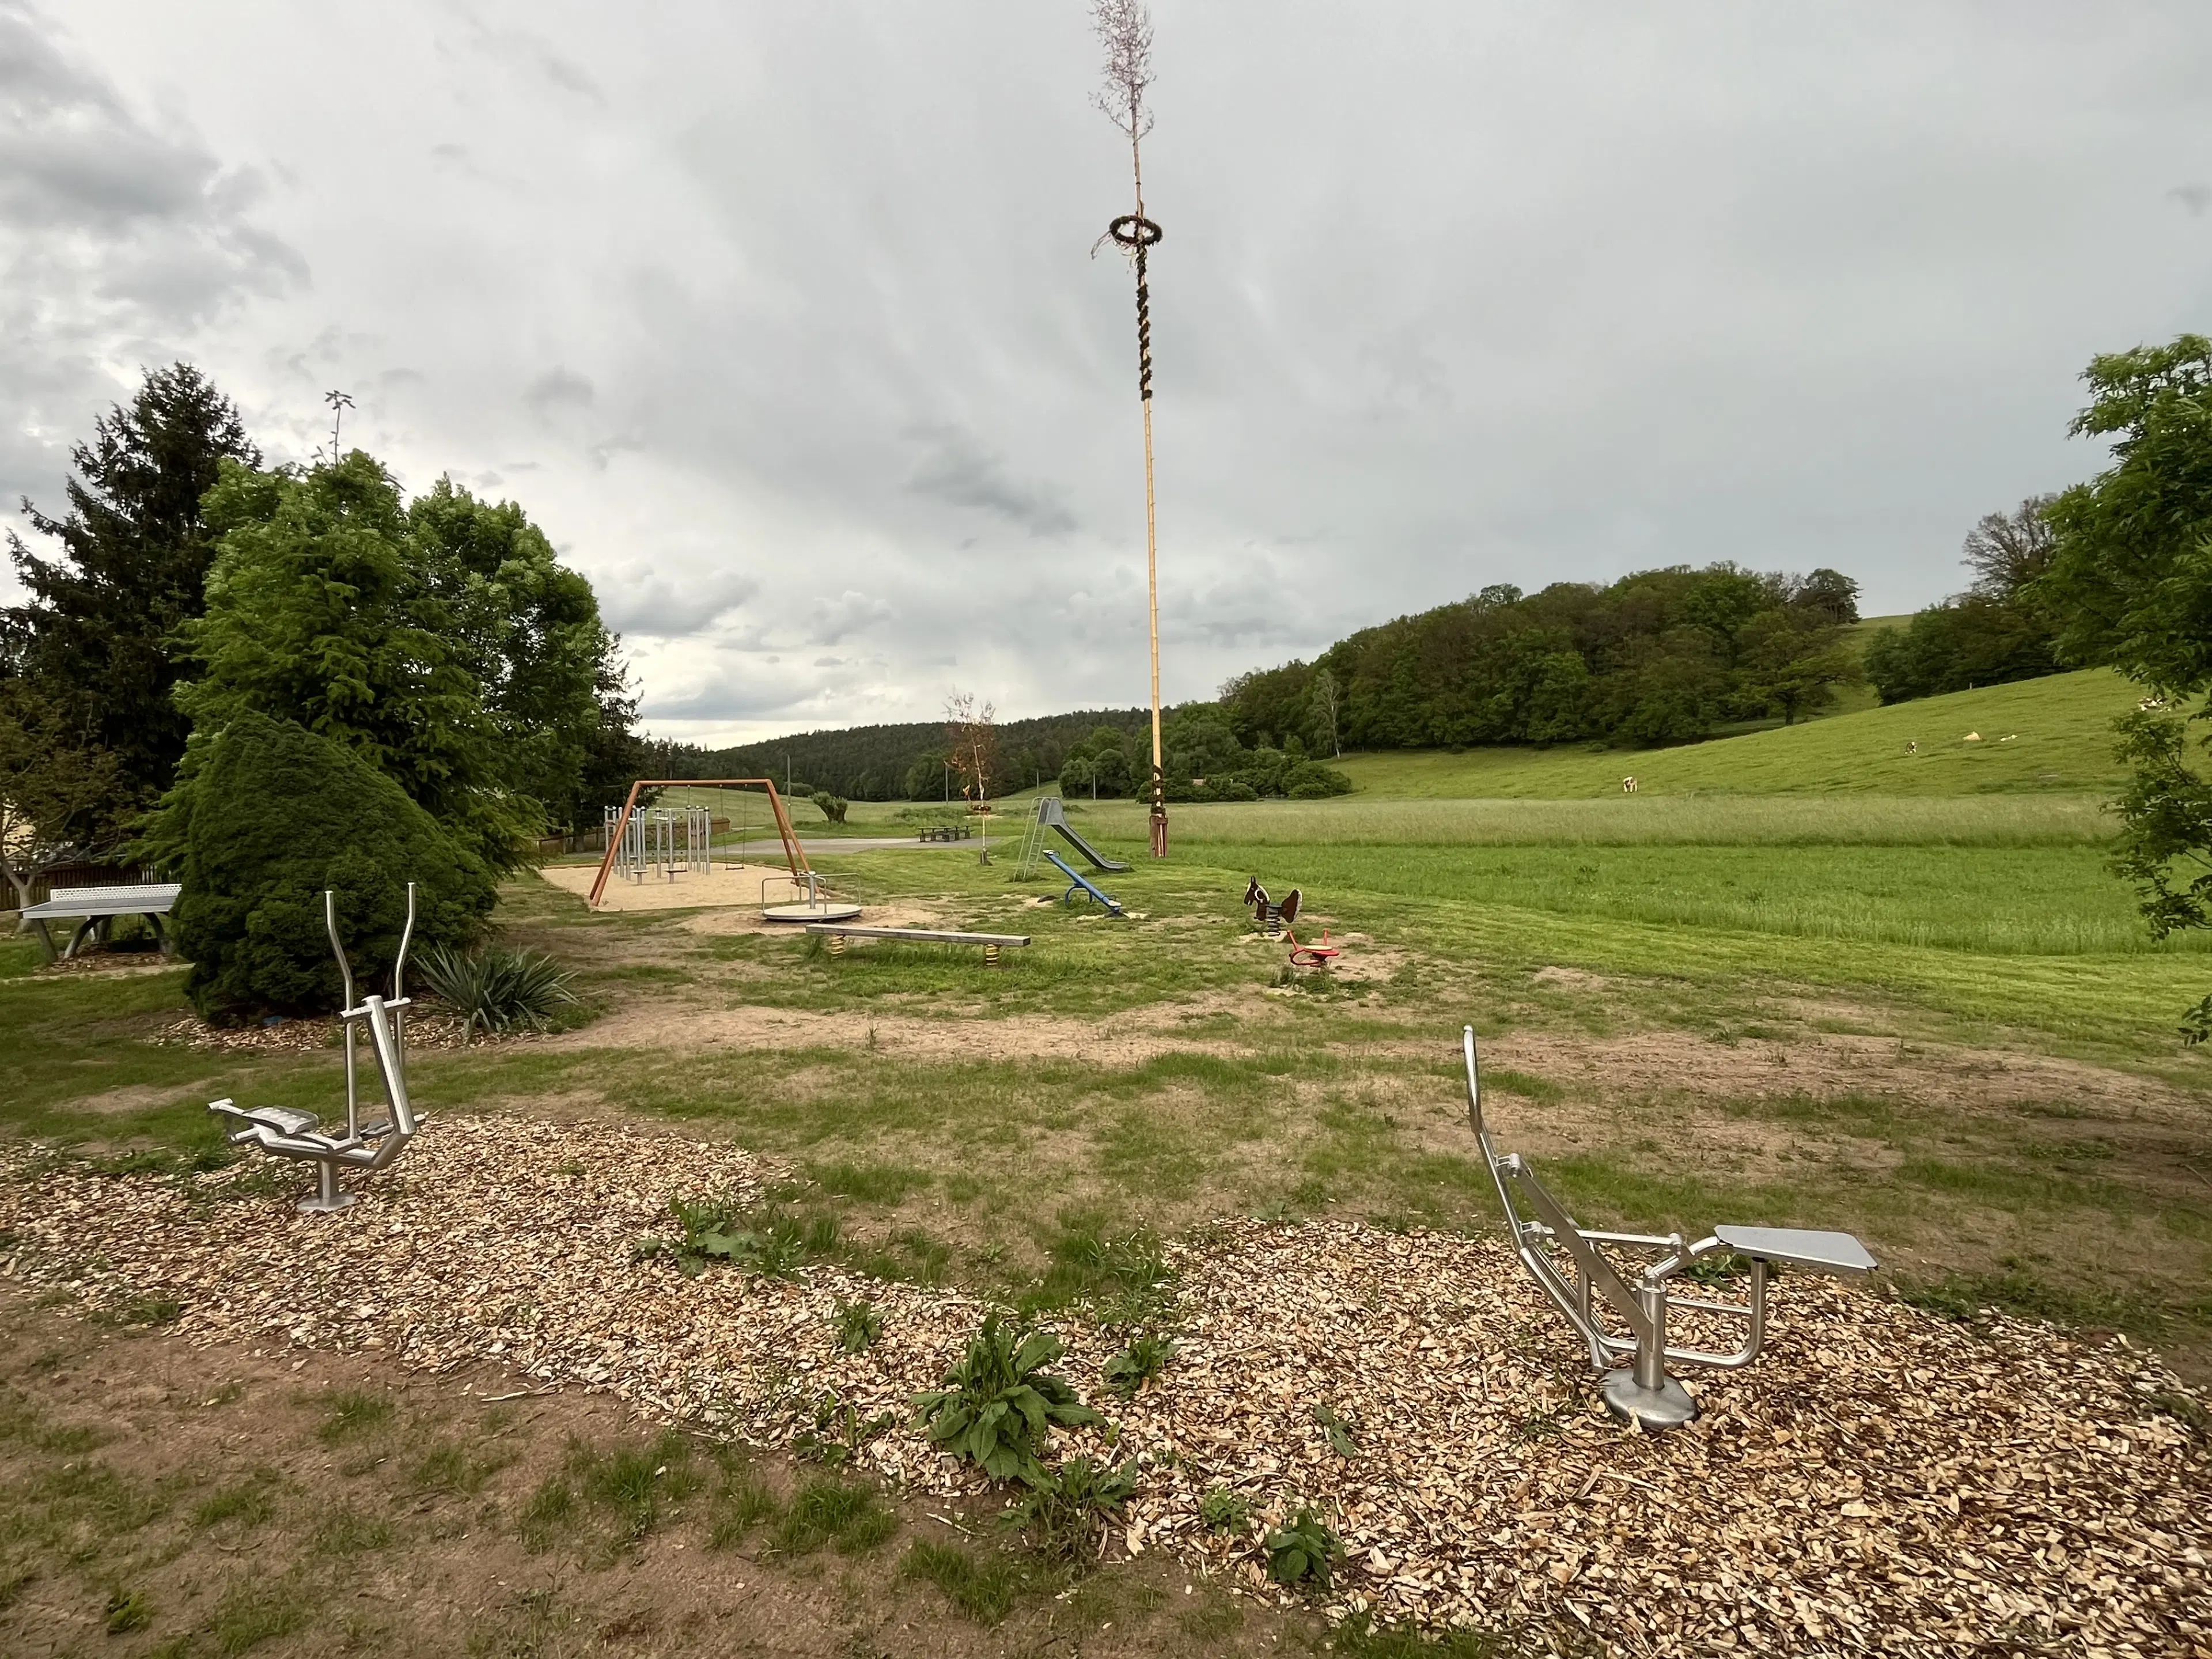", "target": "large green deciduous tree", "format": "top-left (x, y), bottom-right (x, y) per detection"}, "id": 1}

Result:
top-left (1, 363), bottom-right (259, 847)
top-left (407, 479), bottom-right (628, 832)
top-left (180, 453), bottom-right (534, 872)
top-left (2040, 335), bottom-right (2212, 1037)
